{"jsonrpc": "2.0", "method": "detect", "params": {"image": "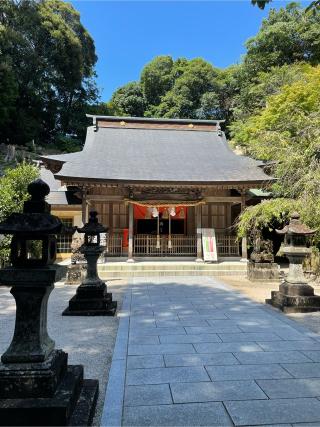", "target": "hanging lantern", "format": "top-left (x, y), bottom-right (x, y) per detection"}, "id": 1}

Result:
top-left (179, 208), bottom-right (185, 219)
top-left (169, 207), bottom-right (176, 217)
top-left (152, 207), bottom-right (159, 218)
top-left (162, 208), bottom-right (169, 219)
